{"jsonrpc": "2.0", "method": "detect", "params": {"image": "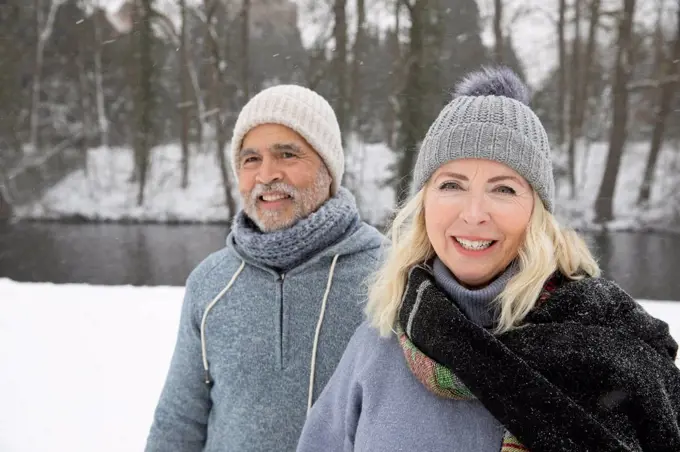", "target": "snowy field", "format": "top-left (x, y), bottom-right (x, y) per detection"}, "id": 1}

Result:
top-left (1, 278), bottom-right (679, 452)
